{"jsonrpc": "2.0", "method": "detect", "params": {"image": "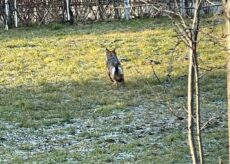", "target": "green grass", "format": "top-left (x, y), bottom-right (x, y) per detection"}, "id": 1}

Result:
top-left (0, 18), bottom-right (228, 163)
